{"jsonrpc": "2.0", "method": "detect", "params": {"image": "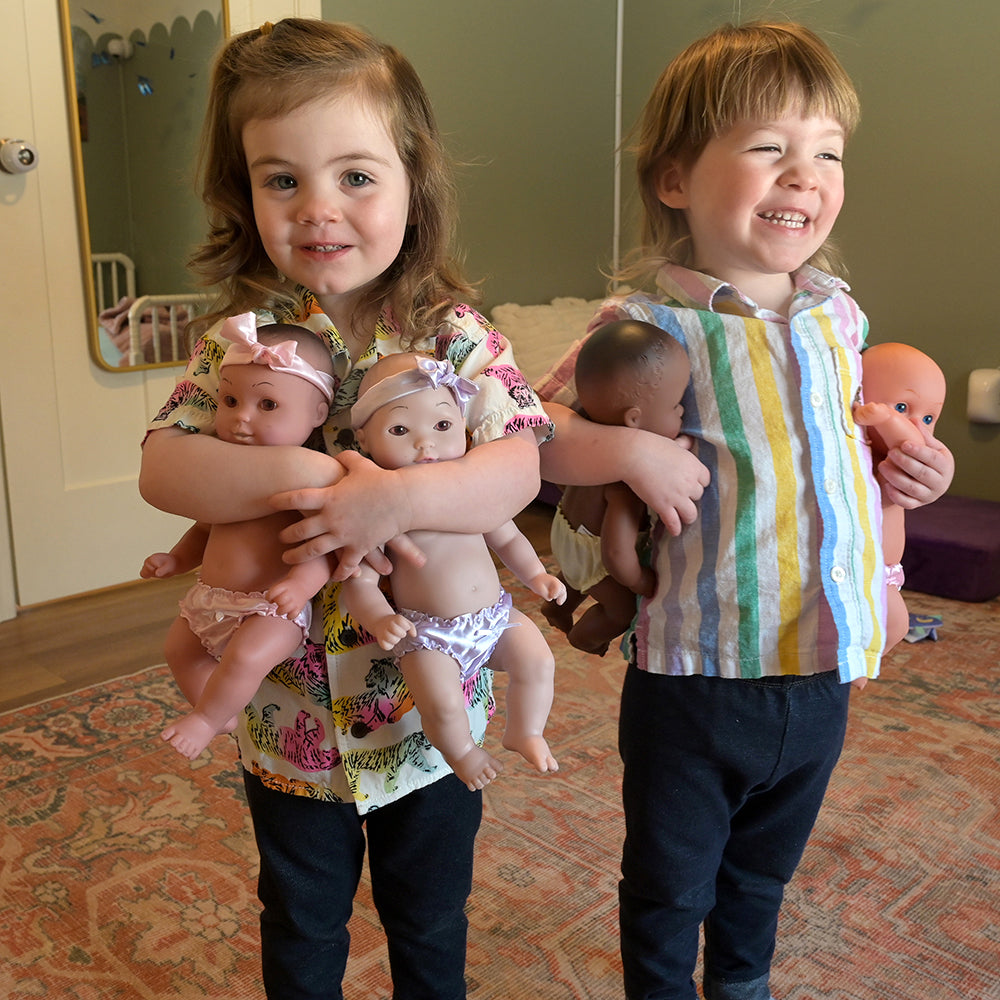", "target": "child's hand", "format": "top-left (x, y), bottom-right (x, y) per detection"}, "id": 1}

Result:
top-left (272, 451), bottom-right (411, 579)
top-left (624, 434), bottom-right (710, 537)
top-left (528, 572), bottom-right (567, 604)
top-left (140, 552), bottom-right (178, 579)
top-left (372, 613), bottom-right (417, 651)
top-left (878, 439), bottom-right (954, 509)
